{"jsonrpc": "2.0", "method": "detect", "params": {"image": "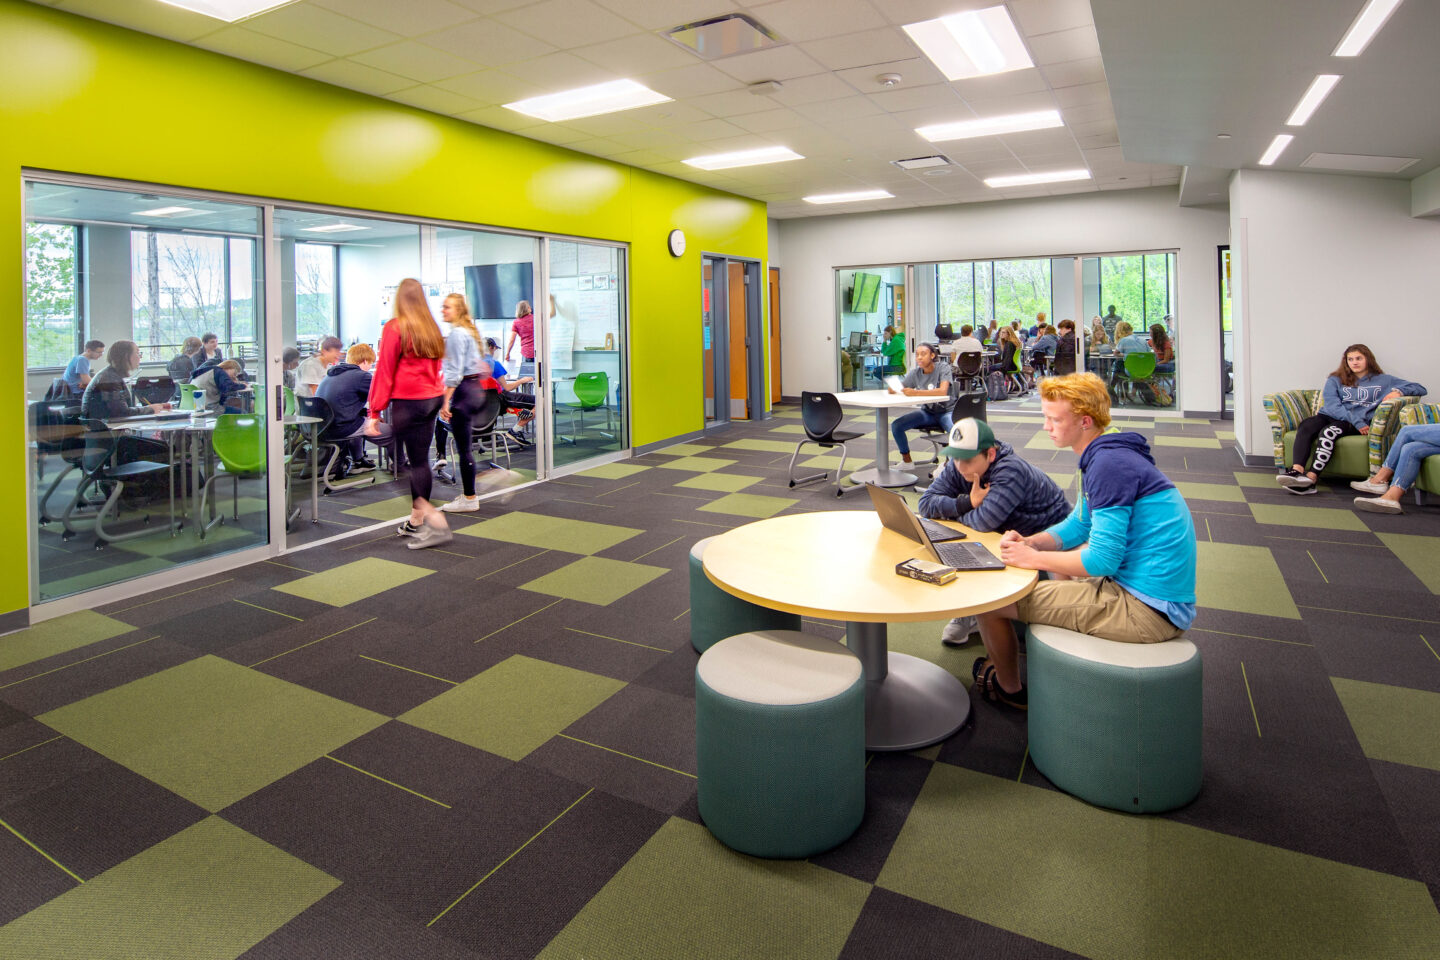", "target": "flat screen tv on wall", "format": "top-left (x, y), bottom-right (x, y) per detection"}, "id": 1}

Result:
top-left (465, 263), bottom-right (534, 320)
top-left (849, 272), bottom-right (882, 313)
